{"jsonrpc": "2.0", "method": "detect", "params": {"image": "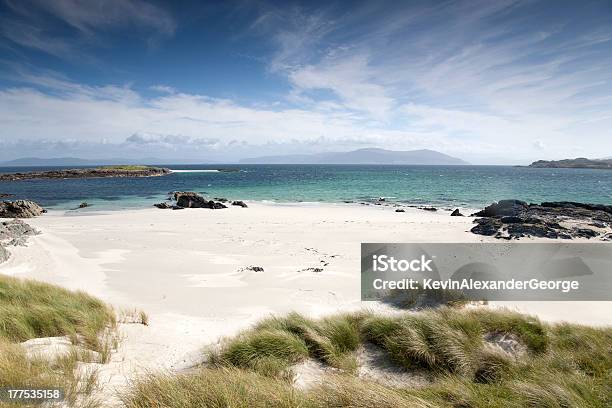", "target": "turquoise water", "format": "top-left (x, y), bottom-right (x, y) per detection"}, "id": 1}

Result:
top-left (1, 165), bottom-right (611, 210)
